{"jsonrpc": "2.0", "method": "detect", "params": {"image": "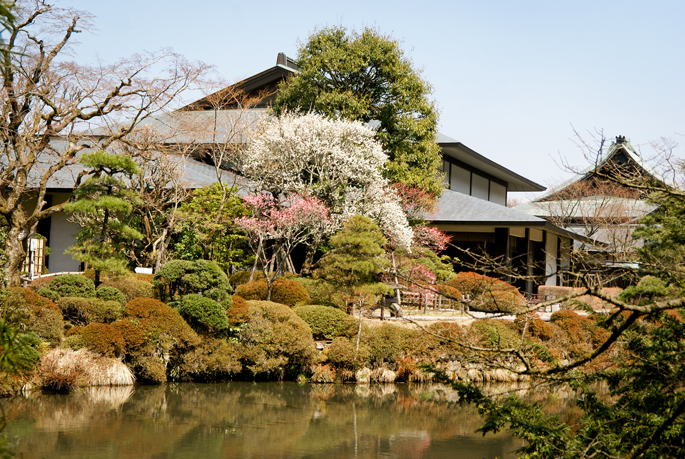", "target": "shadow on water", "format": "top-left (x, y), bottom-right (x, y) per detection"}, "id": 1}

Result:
top-left (1, 382), bottom-right (581, 459)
